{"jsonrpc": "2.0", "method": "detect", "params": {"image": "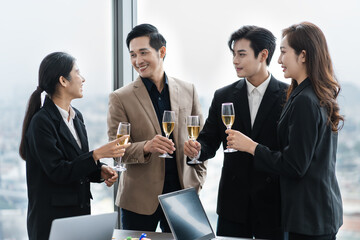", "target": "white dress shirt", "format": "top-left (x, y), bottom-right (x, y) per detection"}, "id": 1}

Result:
top-left (55, 104), bottom-right (82, 149)
top-left (245, 73), bottom-right (271, 127)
